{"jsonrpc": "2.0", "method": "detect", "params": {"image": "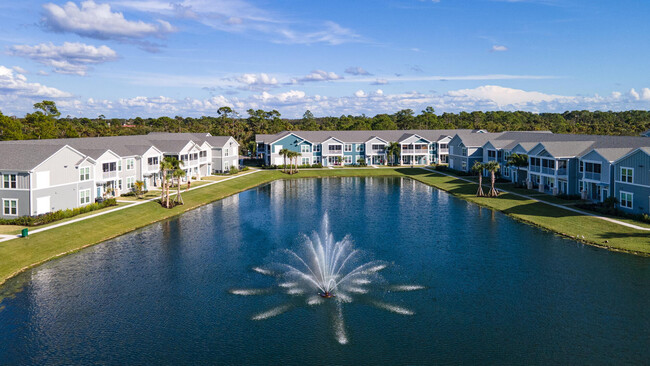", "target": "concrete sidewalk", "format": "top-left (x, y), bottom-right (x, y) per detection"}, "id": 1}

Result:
top-left (0, 169), bottom-right (262, 243)
top-left (421, 167), bottom-right (650, 232)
